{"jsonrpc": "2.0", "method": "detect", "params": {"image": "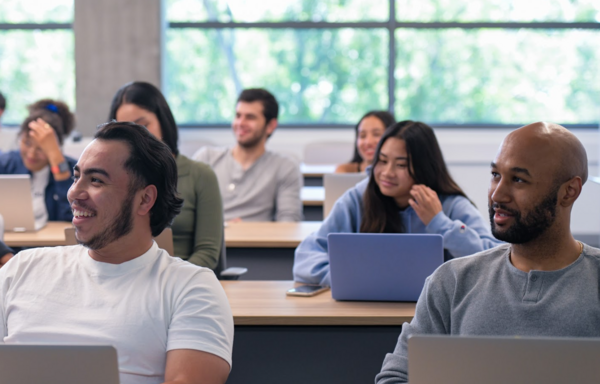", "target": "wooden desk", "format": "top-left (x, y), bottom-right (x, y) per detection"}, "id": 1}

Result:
top-left (300, 163), bottom-right (336, 178)
top-left (224, 222), bottom-right (322, 280)
top-left (4, 221), bottom-right (71, 248)
top-left (222, 280), bottom-right (413, 326)
top-left (301, 186), bottom-right (324, 206)
top-left (223, 281), bottom-right (414, 384)
top-left (224, 221), bottom-right (321, 248)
